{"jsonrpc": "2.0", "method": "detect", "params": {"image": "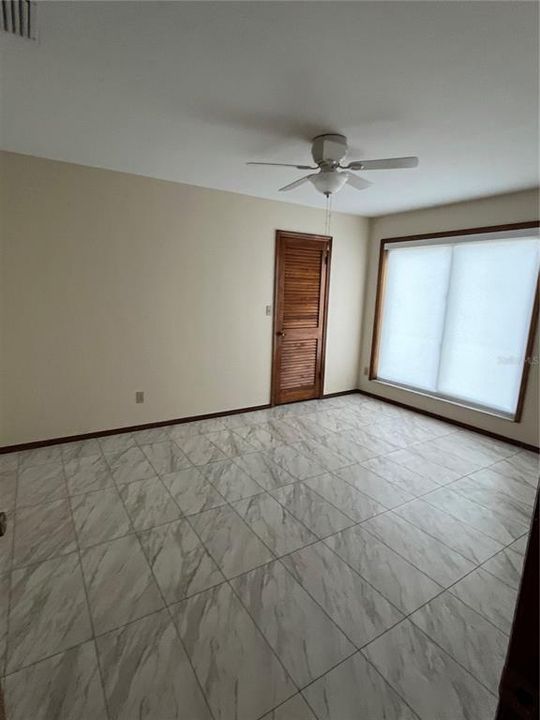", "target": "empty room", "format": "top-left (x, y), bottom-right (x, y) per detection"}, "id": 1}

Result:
top-left (0, 2), bottom-right (538, 719)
